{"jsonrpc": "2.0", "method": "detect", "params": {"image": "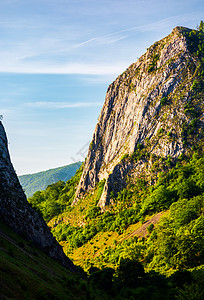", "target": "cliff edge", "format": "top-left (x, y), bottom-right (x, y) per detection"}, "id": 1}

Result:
top-left (0, 121), bottom-right (75, 271)
top-left (74, 26), bottom-right (204, 207)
